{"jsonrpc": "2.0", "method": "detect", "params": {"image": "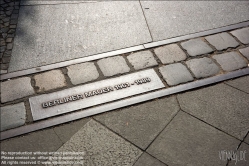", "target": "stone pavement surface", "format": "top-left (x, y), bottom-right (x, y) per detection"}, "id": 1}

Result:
top-left (1, 77), bottom-right (248, 166)
top-left (1, 1), bottom-right (249, 72)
